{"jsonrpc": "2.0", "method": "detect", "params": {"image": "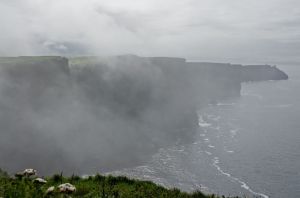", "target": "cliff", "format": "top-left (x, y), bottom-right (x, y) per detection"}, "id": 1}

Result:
top-left (0, 55), bottom-right (288, 174)
top-left (241, 64), bottom-right (288, 81)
